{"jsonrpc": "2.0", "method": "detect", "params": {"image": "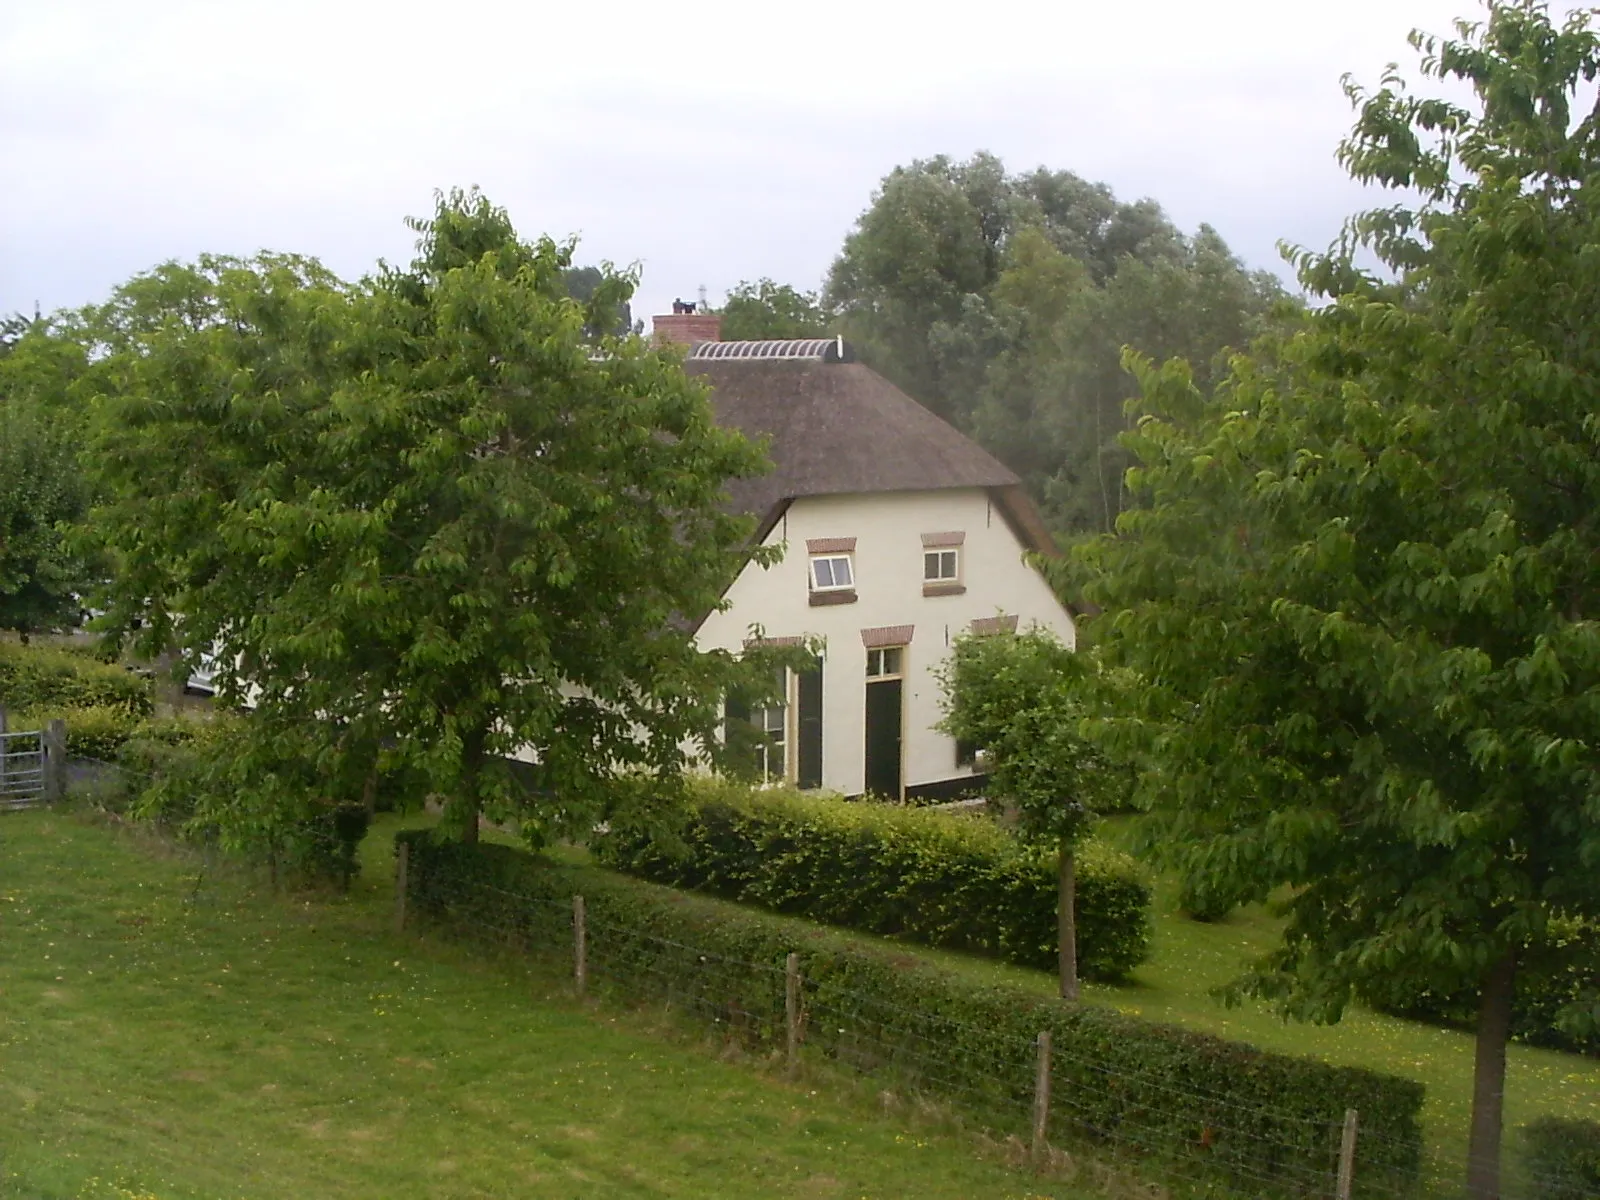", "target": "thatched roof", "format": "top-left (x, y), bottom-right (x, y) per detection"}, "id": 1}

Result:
top-left (686, 355), bottom-right (1057, 555)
